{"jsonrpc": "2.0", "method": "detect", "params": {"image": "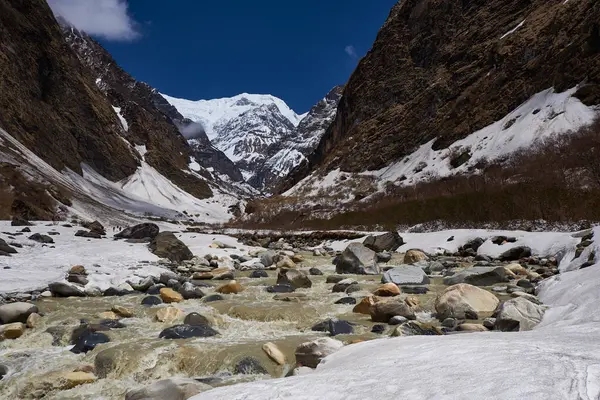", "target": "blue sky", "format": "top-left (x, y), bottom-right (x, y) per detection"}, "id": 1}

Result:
top-left (50, 0), bottom-right (398, 113)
